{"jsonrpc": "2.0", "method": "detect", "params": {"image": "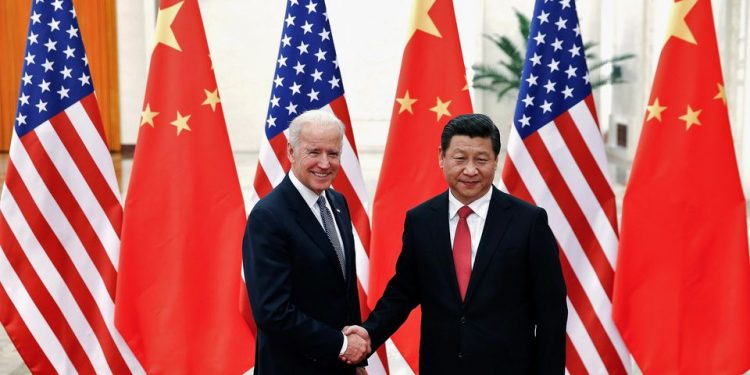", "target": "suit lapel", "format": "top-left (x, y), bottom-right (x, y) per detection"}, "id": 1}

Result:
top-left (430, 192), bottom-right (464, 303)
top-left (464, 188), bottom-right (514, 305)
top-left (280, 177), bottom-right (346, 282)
